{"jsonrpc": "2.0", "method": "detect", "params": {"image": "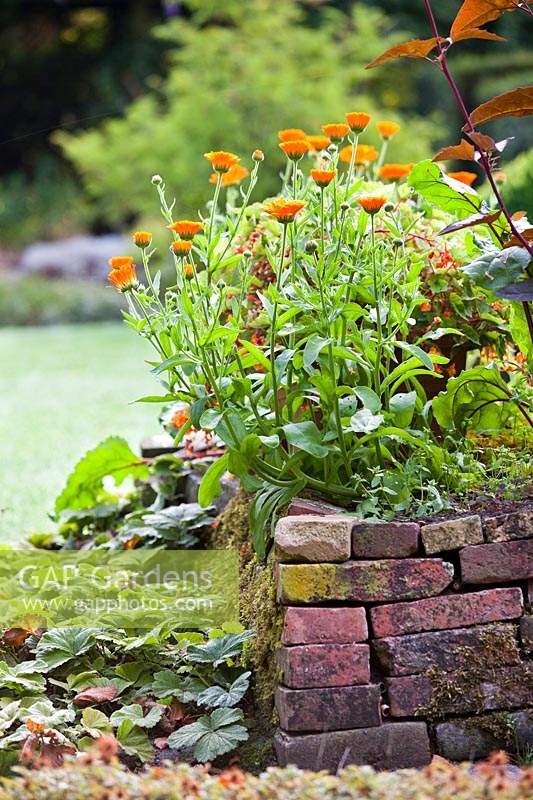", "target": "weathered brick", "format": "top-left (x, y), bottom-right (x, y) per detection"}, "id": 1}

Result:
top-left (421, 515), bottom-right (483, 555)
top-left (484, 511), bottom-right (533, 543)
top-left (373, 623), bottom-right (520, 676)
top-left (277, 643), bottom-right (370, 688)
top-left (370, 588), bottom-right (523, 638)
top-left (275, 515), bottom-right (353, 563)
top-left (386, 663), bottom-right (533, 718)
top-left (275, 684), bottom-right (381, 732)
top-left (528, 579), bottom-right (533, 604)
top-left (520, 615), bottom-right (533, 654)
top-left (275, 722), bottom-right (431, 771)
top-left (282, 606), bottom-right (368, 645)
top-left (460, 539), bottom-right (533, 584)
top-left (352, 521), bottom-right (419, 559)
top-left (435, 710), bottom-right (533, 761)
top-left (288, 497), bottom-right (344, 516)
top-left (277, 559), bottom-right (454, 604)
